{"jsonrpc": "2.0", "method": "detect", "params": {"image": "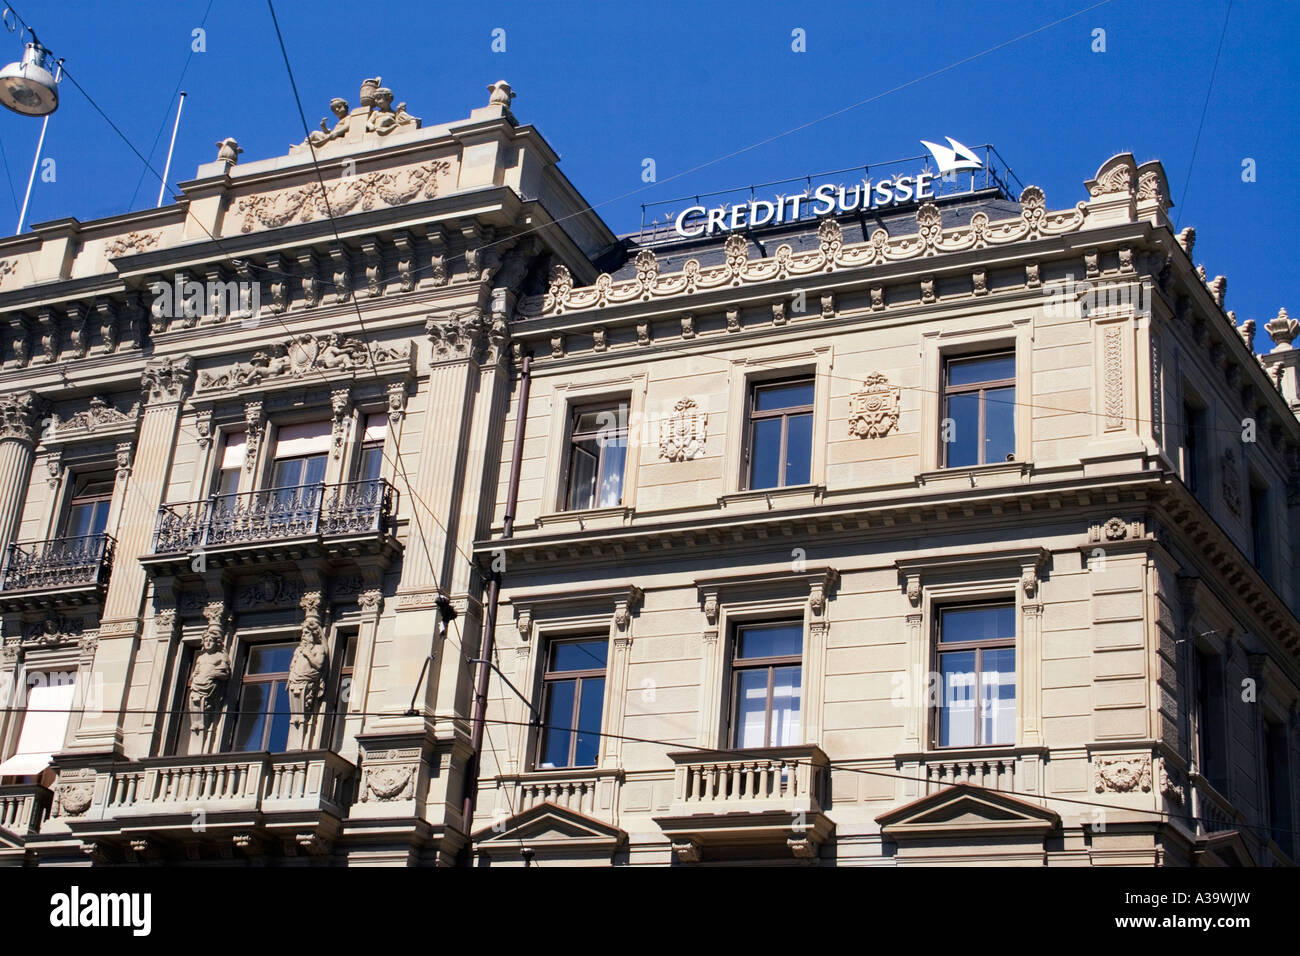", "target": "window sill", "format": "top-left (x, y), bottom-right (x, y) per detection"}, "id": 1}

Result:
top-left (535, 506), bottom-right (634, 533)
top-left (718, 484), bottom-right (825, 513)
top-left (916, 460), bottom-right (1031, 491)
